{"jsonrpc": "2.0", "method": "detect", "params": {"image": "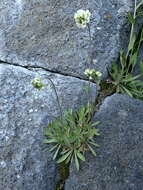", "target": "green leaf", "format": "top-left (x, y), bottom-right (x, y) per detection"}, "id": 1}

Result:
top-left (127, 12), bottom-right (135, 24)
top-left (65, 153), bottom-right (72, 164)
top-left (43, 128), bottom-right (52, 136)
top-left (137, 0), bottom-right (143, 10)
top-left (53, 145), bottom-right (61, 160)
top-left (92, 128), bottom-right (100, 136)
top-left (137, 9), bottom-right (143, 18)
top-left (133, 81), bottom-right (143, 86)
top-left (140, 61), bottom-right (143, 74)
top-left (57, 150), bottom-right (72, 163)
top-left (63, 136), bottom-right (71, 146)
top-left (122, 75), bottom-right (141, 82)
top-left (43, 139), bottom-right (57, 144)
top-left (119, 50), bottom-right (127, 73)
top-left (88, 144), bottom-right (97, 157)
top-left (128, 33), bottom-right (136, 53)
top-left (110, 63), bottom-right (121, 80)
top-left (89, 141), bottom-right (100, 147)
top-left (129, 52), bottom-right (138, 70)
top-left (94, 126), bottom-right (101, 133)
top-left (75, 152), bottom-right (80, 171)
top-left (91, 121), bottom-right (100, 127)
top-left (77, 152), bottom-right (86, 161)
top-left (121, 86), bottom-right (133, 97)
top-left (49, 144), bottom-right (59, 152)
